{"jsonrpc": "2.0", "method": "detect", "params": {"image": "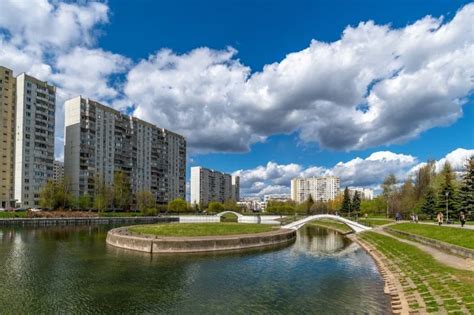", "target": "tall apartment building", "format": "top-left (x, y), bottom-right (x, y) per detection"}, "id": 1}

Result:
top-left (347, 187), bottom-right (374, 200)
top-left (53, 160), bottom-right (64, 183)
top-left (0, 66), bottom-right (16, 208)
top-left (290, 176), bottom-right (340, 203)
top-left (190, 166), bottom-right (240, 207)
top-left (14, 73), bottom-right (56, 207)
top-left (64, 96), bottom-right (186, 204)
